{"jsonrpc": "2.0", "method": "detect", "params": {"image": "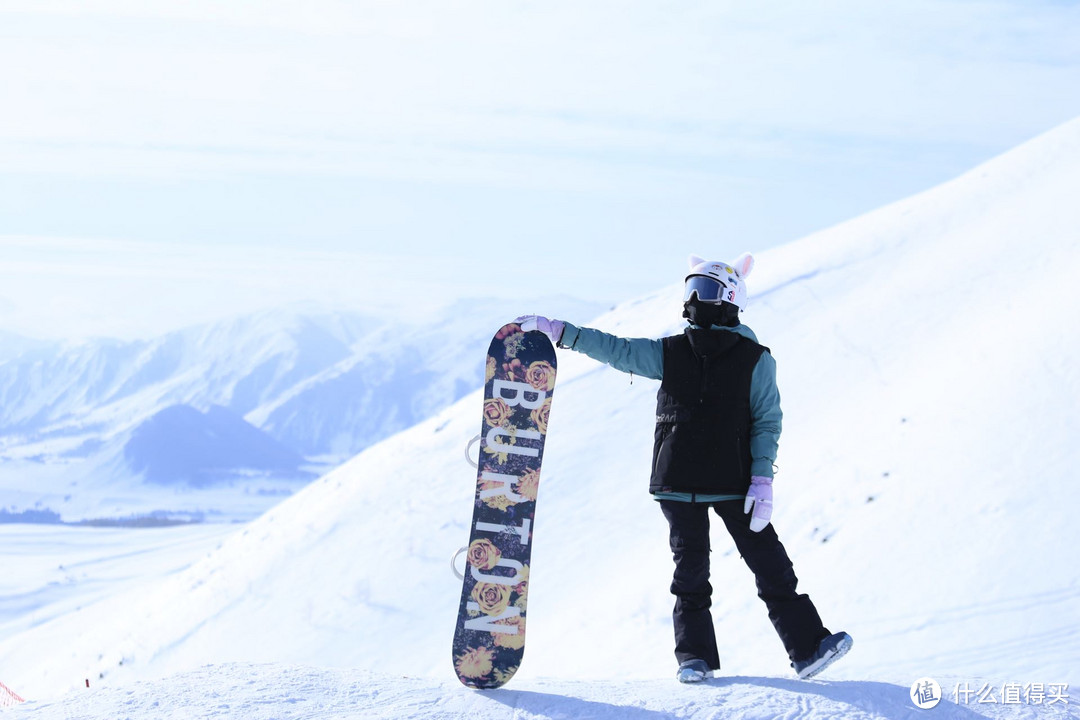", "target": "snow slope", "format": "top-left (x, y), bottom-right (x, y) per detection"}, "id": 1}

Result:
top-left (3, 117), bottom-right (1080, 715)
top-left (6, 664), bottom-right (1078, 720)
top-left (0, 524), bottom-right (238, 646)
